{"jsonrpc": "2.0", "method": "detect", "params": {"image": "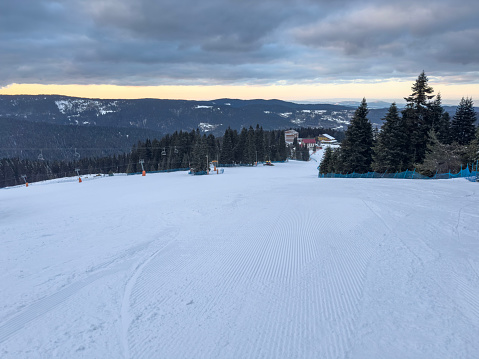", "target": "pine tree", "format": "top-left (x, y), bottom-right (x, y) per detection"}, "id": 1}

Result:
top-left (405, 71), bottom-right (435, 110)
top-left (451, 97), bottom-right (477, 145)
top-left (416, 131), bottom-right (463, 176)
top-left (220, 128), bottom-right (234, 164)
top-left (206, 134), bottom-right (218, 161)
top-left (302, 145), bottom-right (310, 161)
top-left (235, 127), bottom-right (248, 163)
top-left (244, 126), bottom-right (256, 164)
top-left (468, 127), bottom-right (479, 164)
top-left (341, 98), bottom-right (374, 173)
top-left (278, 130), bottom-right (287, 161)
top-left (330, 147), bottom-right (343, 173)
top-left (319, 147), bottom-right (333, 174)
top-left (402, 71), bottom-right (436, 164)
top-left (254, 125), bottom-right (265, 163)
top-left (191, 134), bottom-right (208, 172)
top-left (372, 103), bottom-right (410, 172)
top-left (181, 153), bottom-right (190, 168)
top-left (268, 131), bottom-right (277, 161)
top-left (430, 93), bottom-right (450, 144)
